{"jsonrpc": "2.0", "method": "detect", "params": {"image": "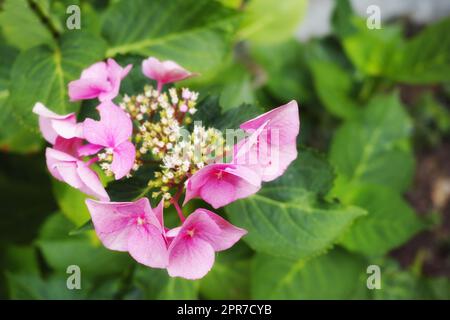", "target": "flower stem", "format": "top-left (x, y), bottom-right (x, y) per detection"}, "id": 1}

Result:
top-left (170, 184), bottom-right (185, 222)
top-left (171, 198), bottom-right (185, 223)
